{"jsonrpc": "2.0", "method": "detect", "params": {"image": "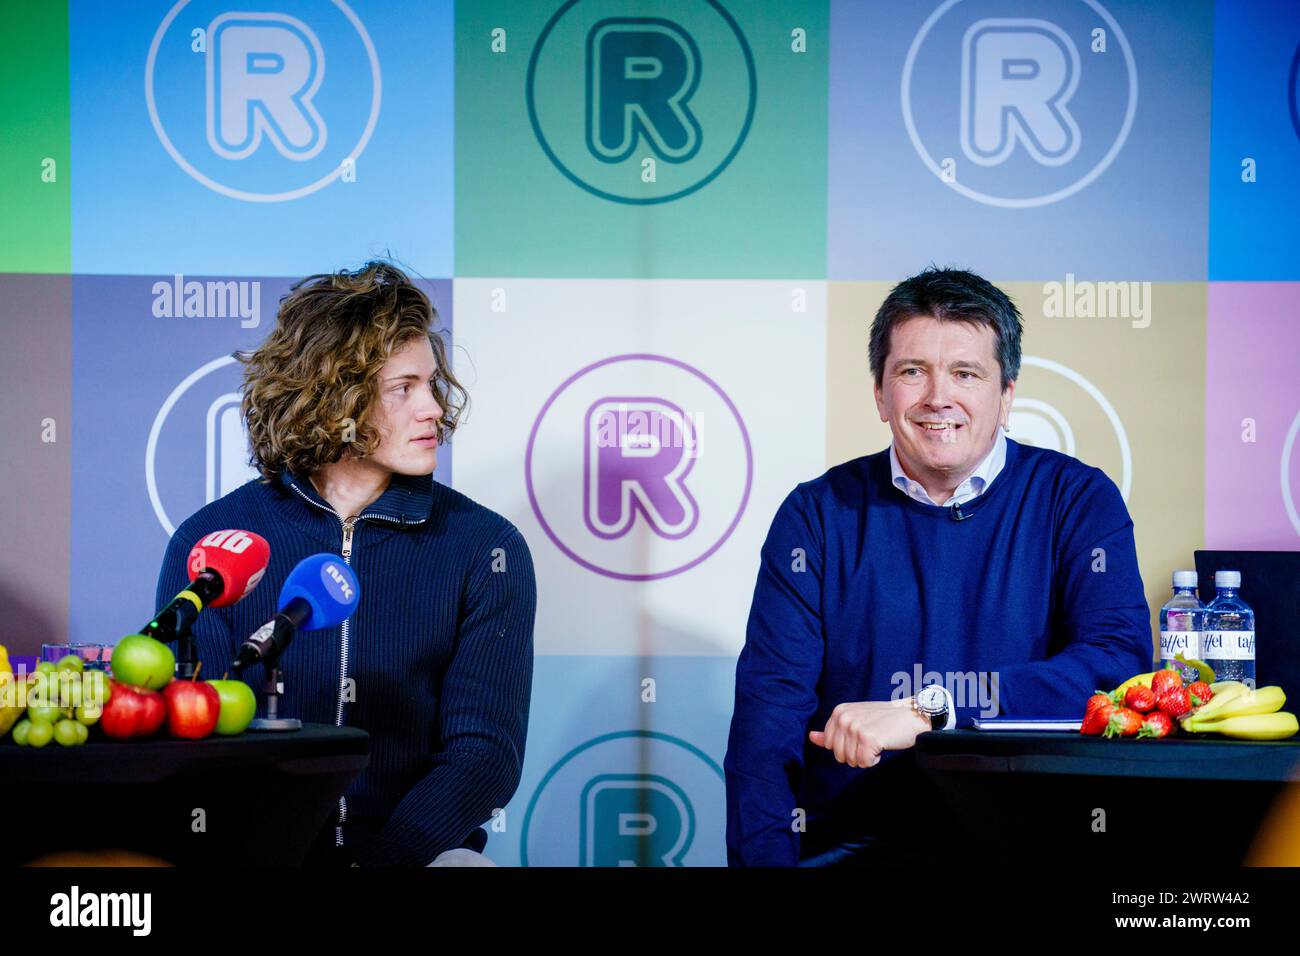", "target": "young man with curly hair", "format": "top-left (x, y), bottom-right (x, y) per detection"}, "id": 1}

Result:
top-left (155, 261), bottom-right (535, 867)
